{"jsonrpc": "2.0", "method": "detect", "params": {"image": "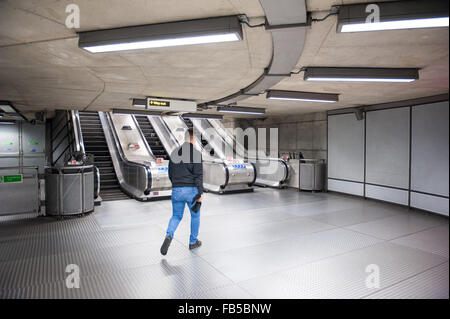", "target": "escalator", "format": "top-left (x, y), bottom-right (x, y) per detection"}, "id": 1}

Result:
top-left (183, 118), bottom-right (212, 155)
top-left (78, 111), bottom-right (129, 201)
top-left (161, 115), bottom-right (255, 193)
top-left (135, 115), bottom-right (170, 160)
top-left (207, 119), bottom-right (289, 188)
